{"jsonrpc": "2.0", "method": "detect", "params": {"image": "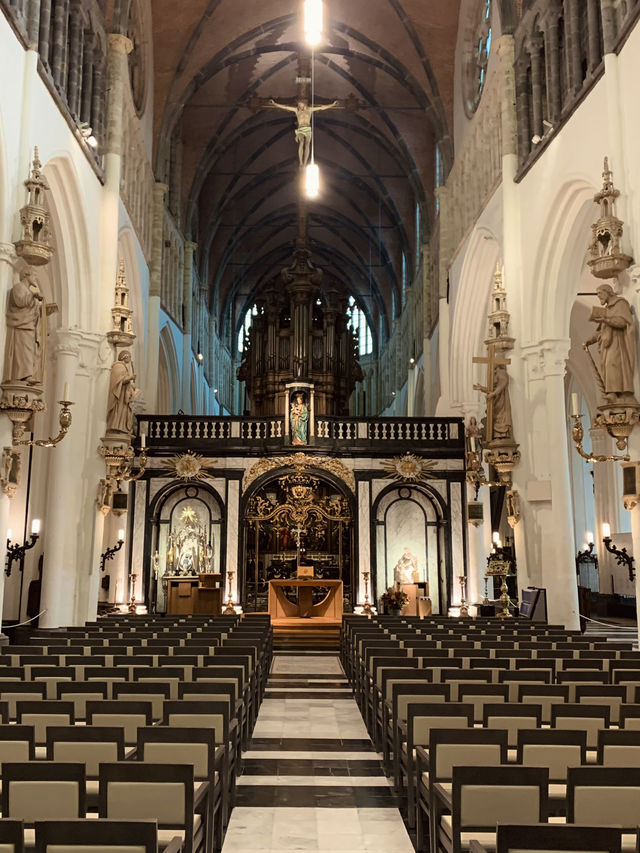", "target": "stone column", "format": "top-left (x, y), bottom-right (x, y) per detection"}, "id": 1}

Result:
top-left (586, 0), bottom-right (601, 73)
top-left (50, 0), bottom-right (68, 91)
top-left (590, 426), bottom-right (620, 589)
top-left (564, 0), bottom-right (583, 94)
top-left (522, 341), bottom-right (580, 628)
top-left (39, 338), bottom-right (80, 627)
top-left (181, 241), bottom-right (196, 412)
top-left (66, 2), bottom-right (83, 116)
top-left (0, 246), bottom-right (17, 638)
top-left (515, 59), bottom-right (531, 164)
top-left (599, 0), bottom-right (617, 54)
top-left (528, 37), bottom-right (544, 139)
top-left (145, 183), bottom-right (168, 411)
top-left (544, 9), bottom-right (562, 123)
